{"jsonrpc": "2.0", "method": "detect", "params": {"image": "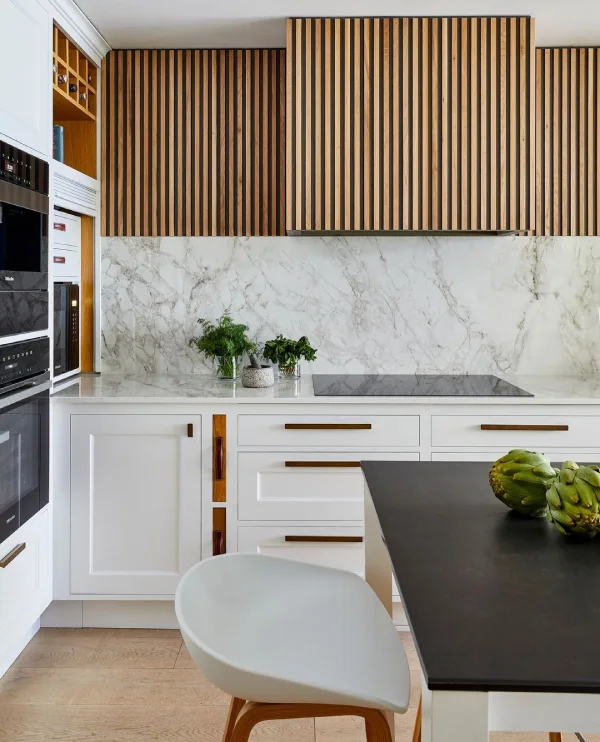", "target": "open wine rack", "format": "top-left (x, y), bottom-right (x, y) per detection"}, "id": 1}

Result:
top-left (53, 25), bottom-right (97, 122)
